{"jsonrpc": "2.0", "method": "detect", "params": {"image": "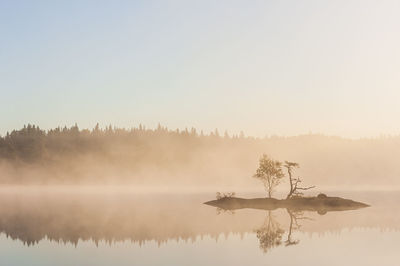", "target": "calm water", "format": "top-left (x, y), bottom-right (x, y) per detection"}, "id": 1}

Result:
top-left (0, 190), bottom-right (399, 266)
